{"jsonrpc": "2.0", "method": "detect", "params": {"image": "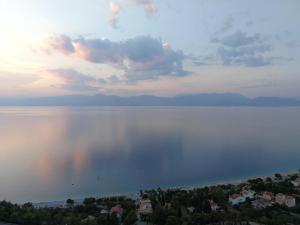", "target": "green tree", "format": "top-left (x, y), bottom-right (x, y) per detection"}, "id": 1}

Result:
top-left (166, 215), bottom-right (180, 225)
top-left (66, 198), bottom-right (75, 207)
top-left (123, 210), bottom-right (137, 225)
top-left (83, 197), bottom-right (96, 205)
top-left (152, 205), bottom-right (168, 225)
top-left (108, 213), bottom-right (119, 225)
top-left (275, 173), bottom-right (282, 180)
top-left (210, 187), bottom-right (226, 203)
